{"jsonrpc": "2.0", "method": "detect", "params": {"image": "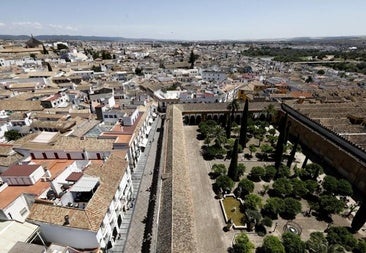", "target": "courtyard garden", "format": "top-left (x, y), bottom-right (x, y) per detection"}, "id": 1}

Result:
top-left (197, 100), bottom-right (366, 253)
